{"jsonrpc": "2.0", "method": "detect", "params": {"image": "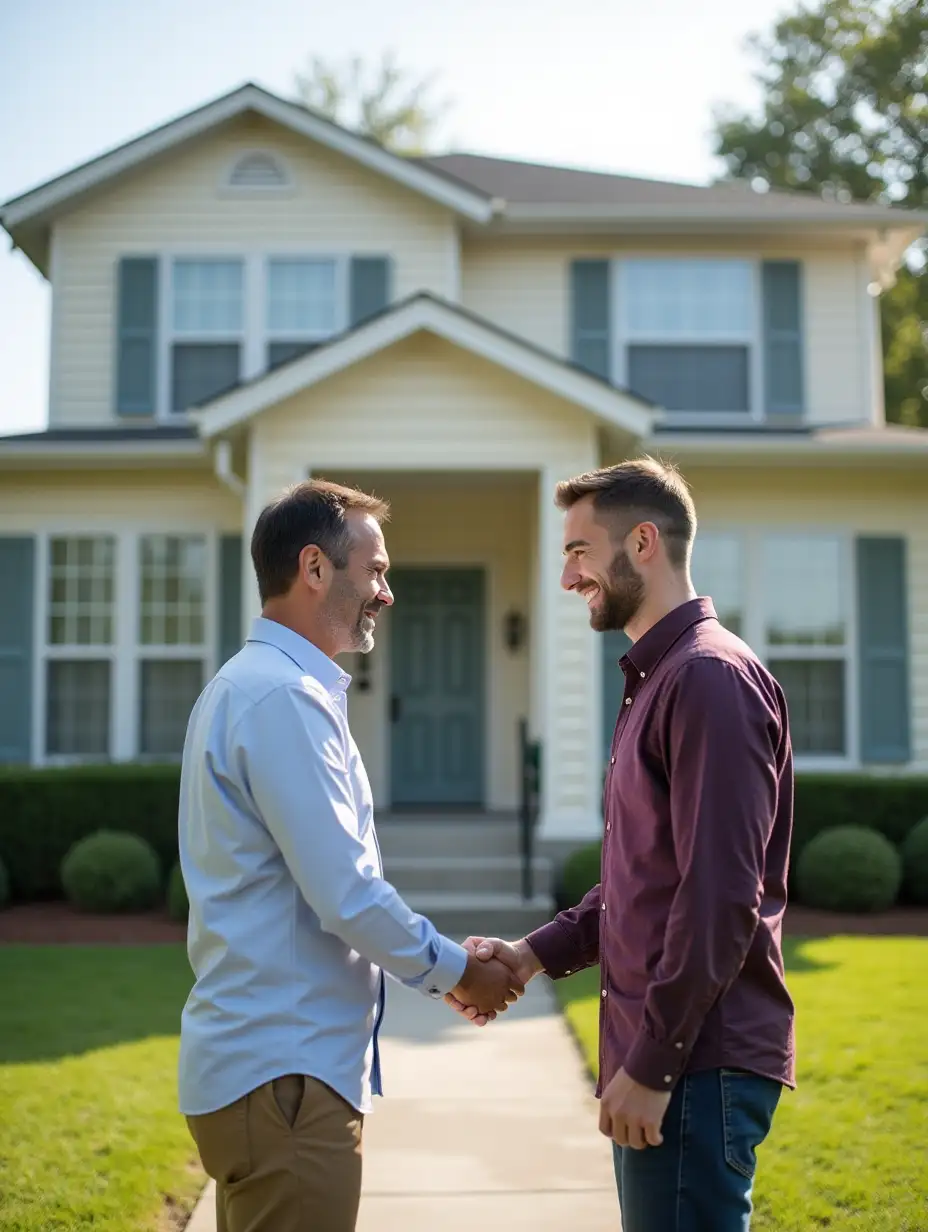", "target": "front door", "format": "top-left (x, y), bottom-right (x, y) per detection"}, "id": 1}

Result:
top-left (389, 568), bottom-right (484, 807)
